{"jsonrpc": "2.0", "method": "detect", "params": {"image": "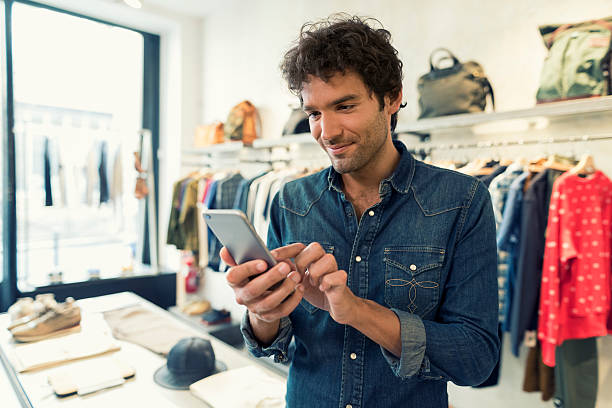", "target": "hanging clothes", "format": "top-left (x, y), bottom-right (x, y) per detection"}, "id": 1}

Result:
top-left (538, 170), bottom-right (612, 367)
top-left (110, 145), bottom-right (123, 202)
top-left (510, 168), bottom-right (565, 355)
top-left (167, 179), bottom-right (186, 250)
top-left (178, 177), bottom-right (201, 252)
top-left (554, 337), bottom-right (598, 408)
top-left (489, 162), bottom-right (527, 323)
top-left (497, 170), bottom-right (530, 330)
top-left (522, 341), bottom-right (555, 401)
top-left (479, 164), bottom-right (508, 187)
top-left (44, 137), bottom-right (53, 206)
top-left (98, 140), bottom-right (110, 205)
top-left (85, 143), bottom-right (98, 206)
top-left (206, 172), bottom-right (245, 270)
